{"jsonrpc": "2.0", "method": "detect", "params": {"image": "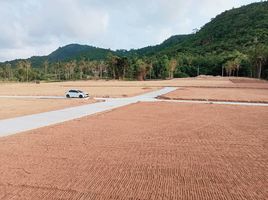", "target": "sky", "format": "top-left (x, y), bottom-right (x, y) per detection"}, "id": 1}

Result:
top-left (0, 0), bottom-right (260, 61)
